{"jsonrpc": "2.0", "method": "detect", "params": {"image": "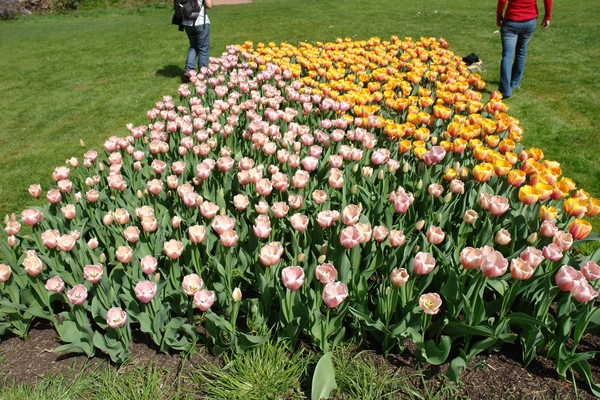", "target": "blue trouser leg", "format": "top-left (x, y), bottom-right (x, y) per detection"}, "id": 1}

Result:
top-left (184, 24), bottom-right (211, 72)
top-left (499, 18), bottom-right (537, 97)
